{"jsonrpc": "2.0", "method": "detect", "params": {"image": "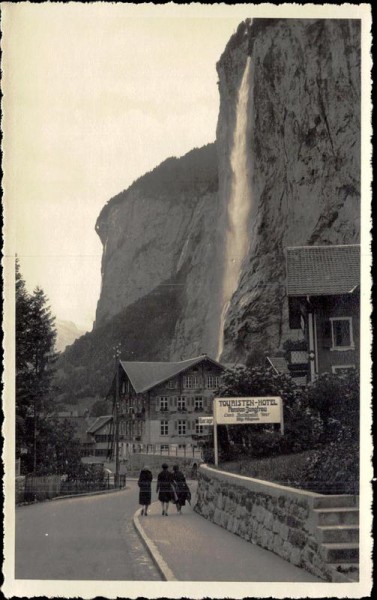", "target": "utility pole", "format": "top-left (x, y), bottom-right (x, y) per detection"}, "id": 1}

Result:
top-left (113, 344), bottom-right (121, 488)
